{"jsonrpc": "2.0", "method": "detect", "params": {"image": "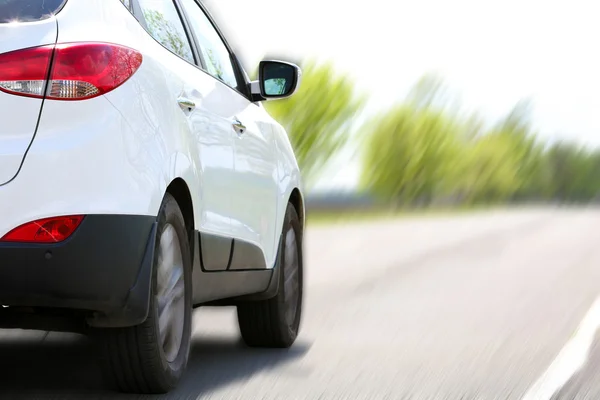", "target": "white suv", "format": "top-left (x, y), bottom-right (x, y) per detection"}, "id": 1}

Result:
top-left (0, 0), bottom-right (304, 394)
